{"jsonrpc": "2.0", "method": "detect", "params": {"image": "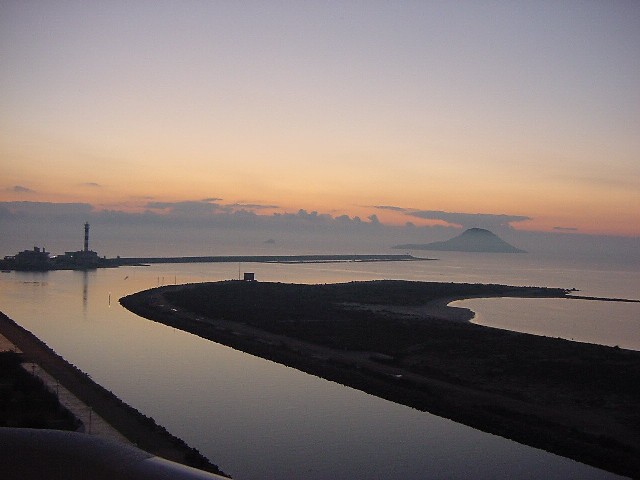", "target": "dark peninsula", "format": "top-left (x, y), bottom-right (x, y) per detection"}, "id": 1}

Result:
top-left (121, 280), bottom-right (640, 478)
